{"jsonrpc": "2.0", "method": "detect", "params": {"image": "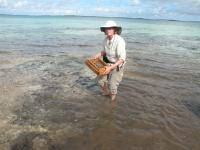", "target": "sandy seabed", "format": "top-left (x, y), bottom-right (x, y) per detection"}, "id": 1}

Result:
top-left (0, 50), bottom-right (200, 150)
